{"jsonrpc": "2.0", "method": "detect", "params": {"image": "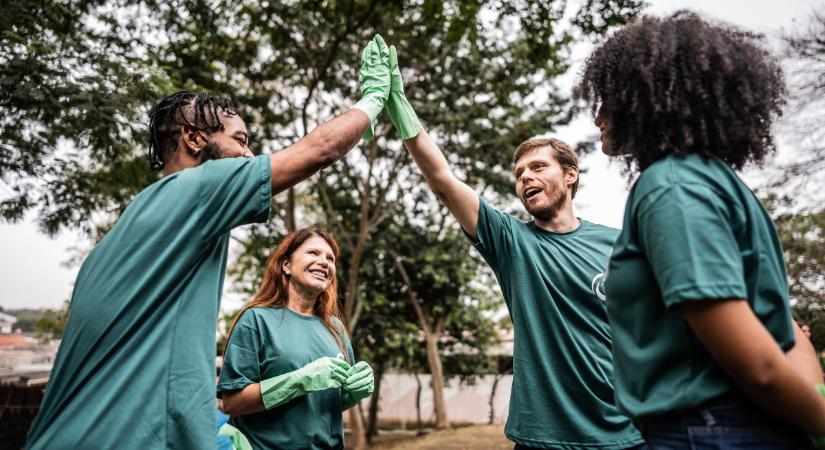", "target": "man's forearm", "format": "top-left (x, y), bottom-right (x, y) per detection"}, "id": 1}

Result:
top-left (269, 109), bottom-right (370, 195)
top-left (310, 109), bottom-right (371, 166)
top-left (402, 130), bottom-right (480, 237)
top-left (403, 130), bottom-right (460, 199)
